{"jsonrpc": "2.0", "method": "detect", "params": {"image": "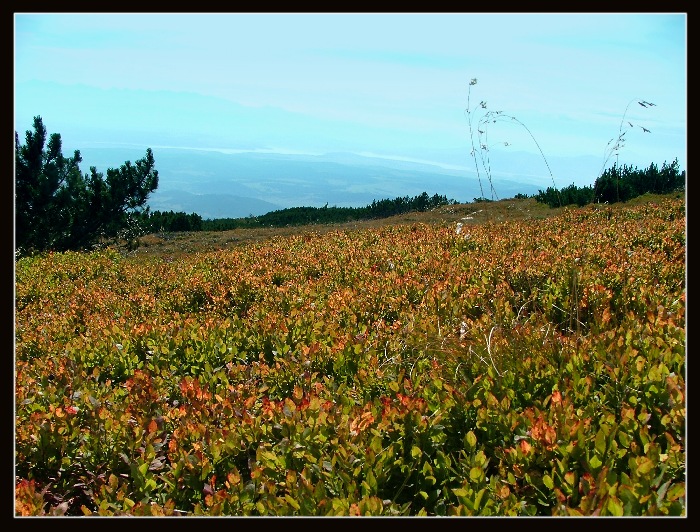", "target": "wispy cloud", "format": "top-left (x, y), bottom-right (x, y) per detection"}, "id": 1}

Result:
top-left (14, 12), bottom-right (686, 185)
